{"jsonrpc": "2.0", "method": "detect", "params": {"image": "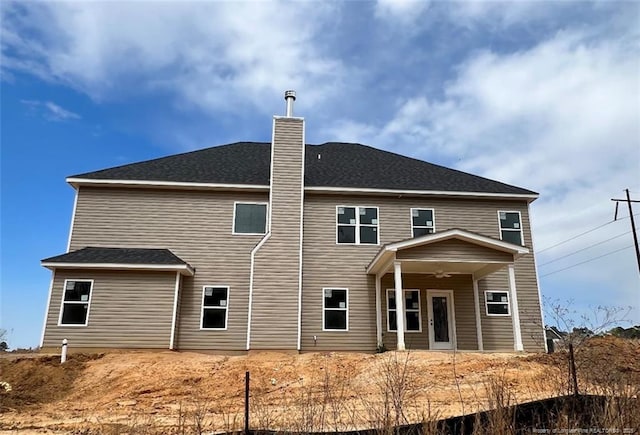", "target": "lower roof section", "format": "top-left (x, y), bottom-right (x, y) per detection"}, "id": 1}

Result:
top-left (41, 247), bottom-right (195, 276)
